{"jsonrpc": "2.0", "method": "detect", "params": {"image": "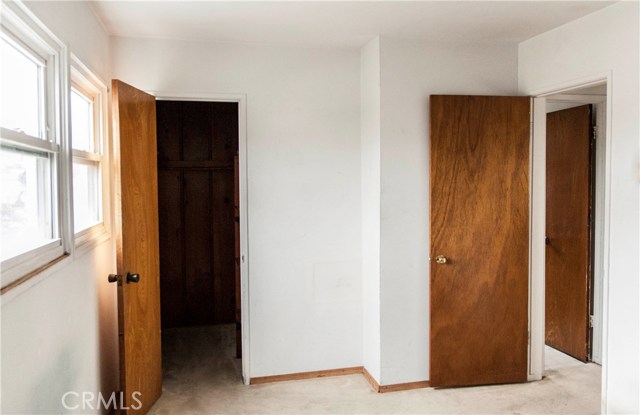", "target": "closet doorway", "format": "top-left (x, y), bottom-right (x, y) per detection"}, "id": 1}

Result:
top-left (544, 82), bottom-right (606, 366)
top-left (156, 100), bottom-right (242, 359)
